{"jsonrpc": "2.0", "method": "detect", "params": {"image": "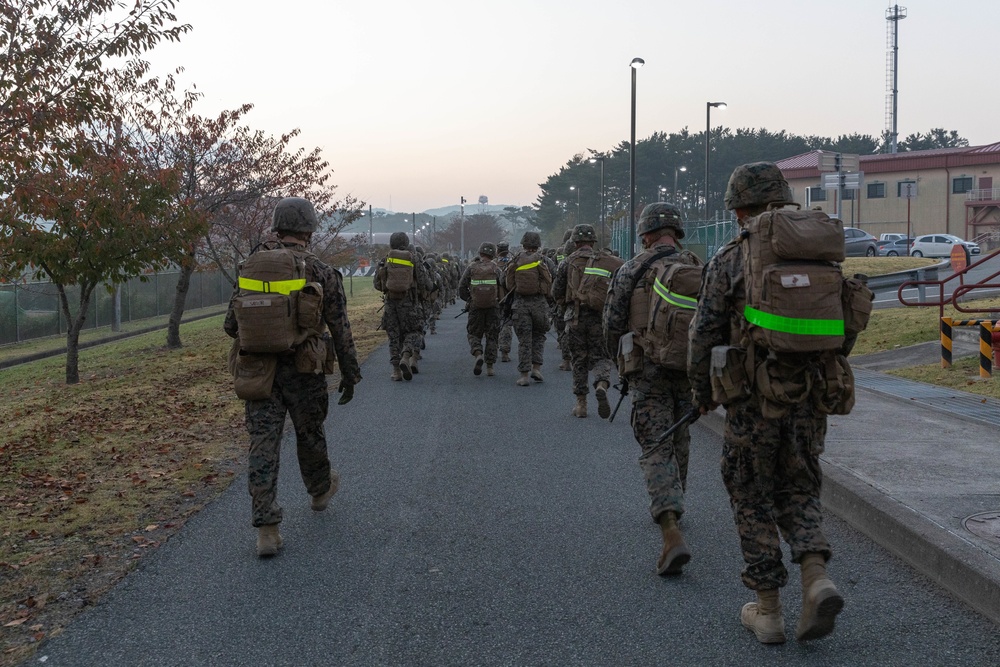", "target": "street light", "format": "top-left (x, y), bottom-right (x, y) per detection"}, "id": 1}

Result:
top-left (674, 166), bottom-right (687, 202)
top-left (629, 57), bottom-right (644, 257)
top-left (460, 196), bottom-right (466, 258)
top-left (655, 185), bottom-right (667, 201)
top-left (705, 101), bottom-right (727, 219)
top-left (588, 155), bottom-right (606, 248)
top-left (569, 185), bottom-right (581, 223)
